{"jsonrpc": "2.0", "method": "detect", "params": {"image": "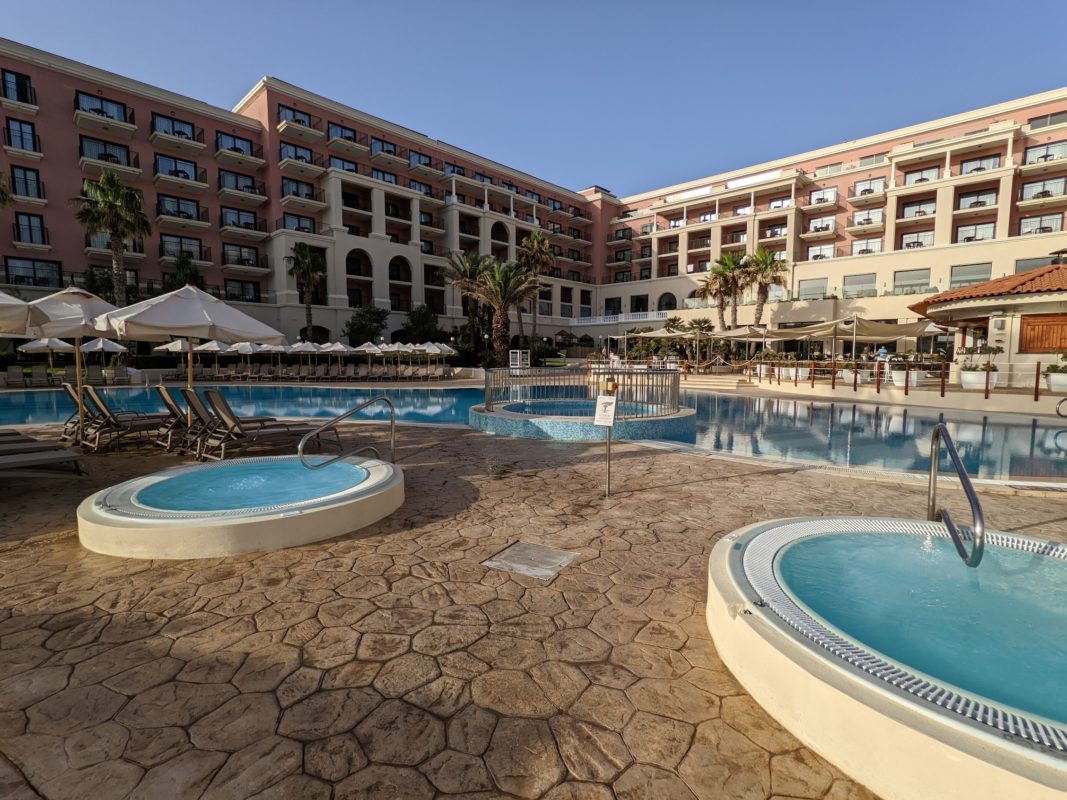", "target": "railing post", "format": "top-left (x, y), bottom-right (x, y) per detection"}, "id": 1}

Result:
top-left (984, 363), bottom-right (991, 400)
top-left (904, 363), bottom-right (910, 396)
top-left (875, 361), bottom-right (882, 393)
top-left (853, 364), bottom-right (858, 392)
top-left (794, 362), bottom-right (799, 387)
top-left (831, 357), bottom-right (837, 390)
top-left (484, 369), bottom-right (493, 411)
top-left (776, 361), bottom-right (781, 386)
top-left (1035, 362), bottom-right (1042, 402)
top-left (940, 362), bottom-right (947, 398)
